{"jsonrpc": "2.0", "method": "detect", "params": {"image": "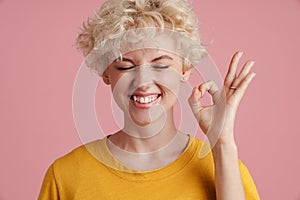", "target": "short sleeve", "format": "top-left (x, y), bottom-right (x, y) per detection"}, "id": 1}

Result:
top-left (239, 161), bottom-right (260, 200)
top-left (38, 164), bottom-right (60, 200)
